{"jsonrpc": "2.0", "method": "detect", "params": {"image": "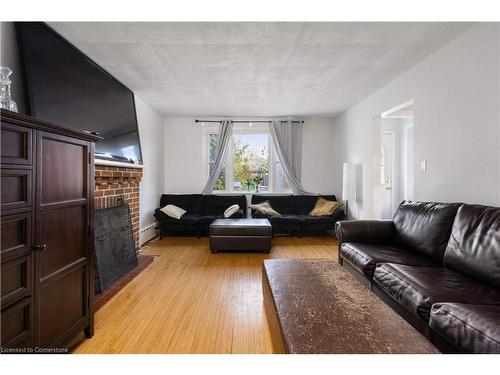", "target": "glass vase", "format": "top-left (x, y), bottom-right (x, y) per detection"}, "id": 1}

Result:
top-left (0, 66), bottom-right (18, 113)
